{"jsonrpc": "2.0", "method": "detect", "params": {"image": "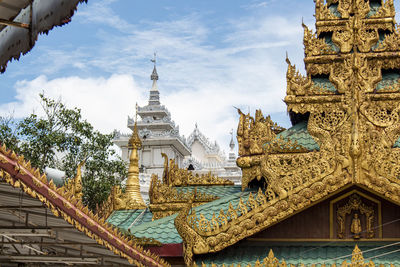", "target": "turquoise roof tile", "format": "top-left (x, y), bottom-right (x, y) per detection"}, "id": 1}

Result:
top-left (107, 209), bottom-right (153, 229)
top-left (129, 187), bottom-right (256, 244)
top-left (196, 242), bottom-right (400, 266)
top-left (176, 185), bottom-right (242, 199)
top-left (275, 121), bottom-right (320, 151)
